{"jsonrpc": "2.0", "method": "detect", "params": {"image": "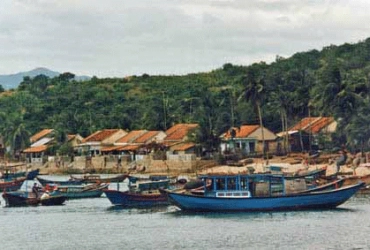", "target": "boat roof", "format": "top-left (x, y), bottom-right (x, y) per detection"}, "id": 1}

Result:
top-left (197, 173), bottom-right (286, 179)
